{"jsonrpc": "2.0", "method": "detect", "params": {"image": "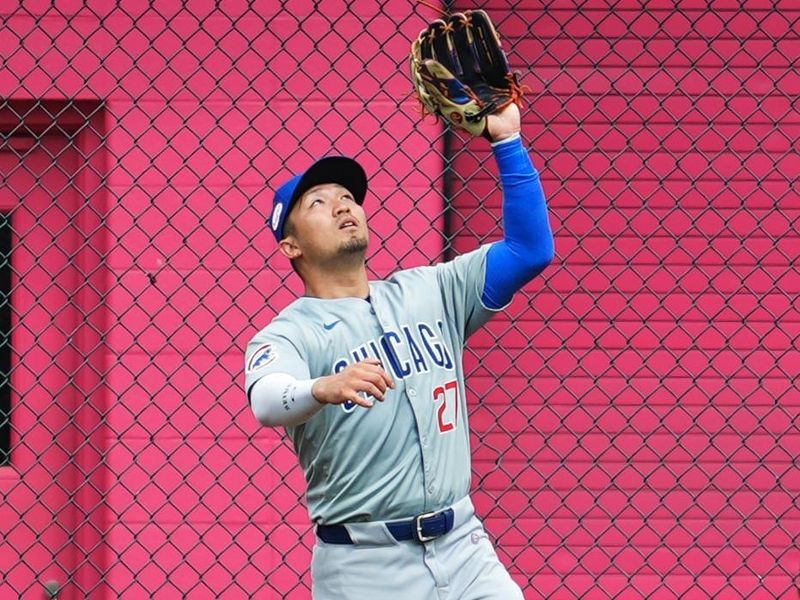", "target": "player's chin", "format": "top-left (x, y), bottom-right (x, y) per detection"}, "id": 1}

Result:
top-left (338, 234), bottom-right (368, 255)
